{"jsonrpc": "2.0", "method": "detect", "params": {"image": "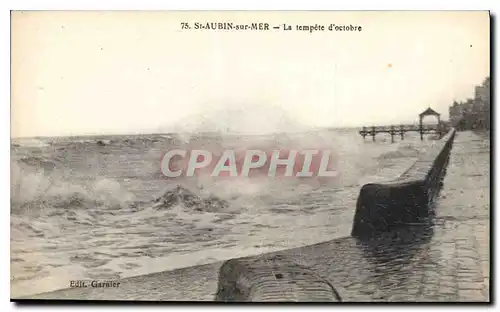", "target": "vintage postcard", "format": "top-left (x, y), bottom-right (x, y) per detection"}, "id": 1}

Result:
top-left (11, 11), bottom-right (490, 302)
